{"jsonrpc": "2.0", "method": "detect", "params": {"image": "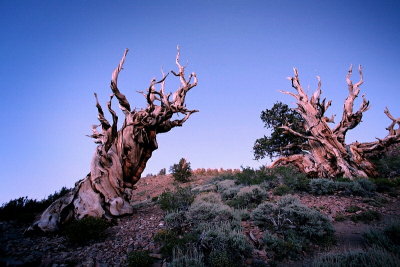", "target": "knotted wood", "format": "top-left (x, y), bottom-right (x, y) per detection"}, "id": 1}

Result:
top-left (271, 66), bottom-right (399, 179)
top-left (32, 47), bottom-right (198, 232)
